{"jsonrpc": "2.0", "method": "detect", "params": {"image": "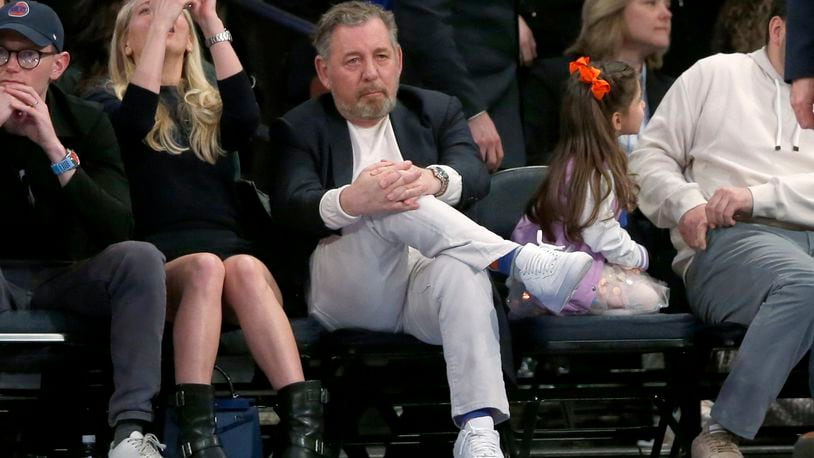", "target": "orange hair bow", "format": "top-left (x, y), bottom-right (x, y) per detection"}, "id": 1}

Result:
top-left (569, 56), bottom-right (611, 101)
